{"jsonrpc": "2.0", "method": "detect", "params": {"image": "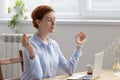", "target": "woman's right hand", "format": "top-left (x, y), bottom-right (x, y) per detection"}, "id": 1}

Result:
top-left (22, 34), bottom-right (35, 58)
